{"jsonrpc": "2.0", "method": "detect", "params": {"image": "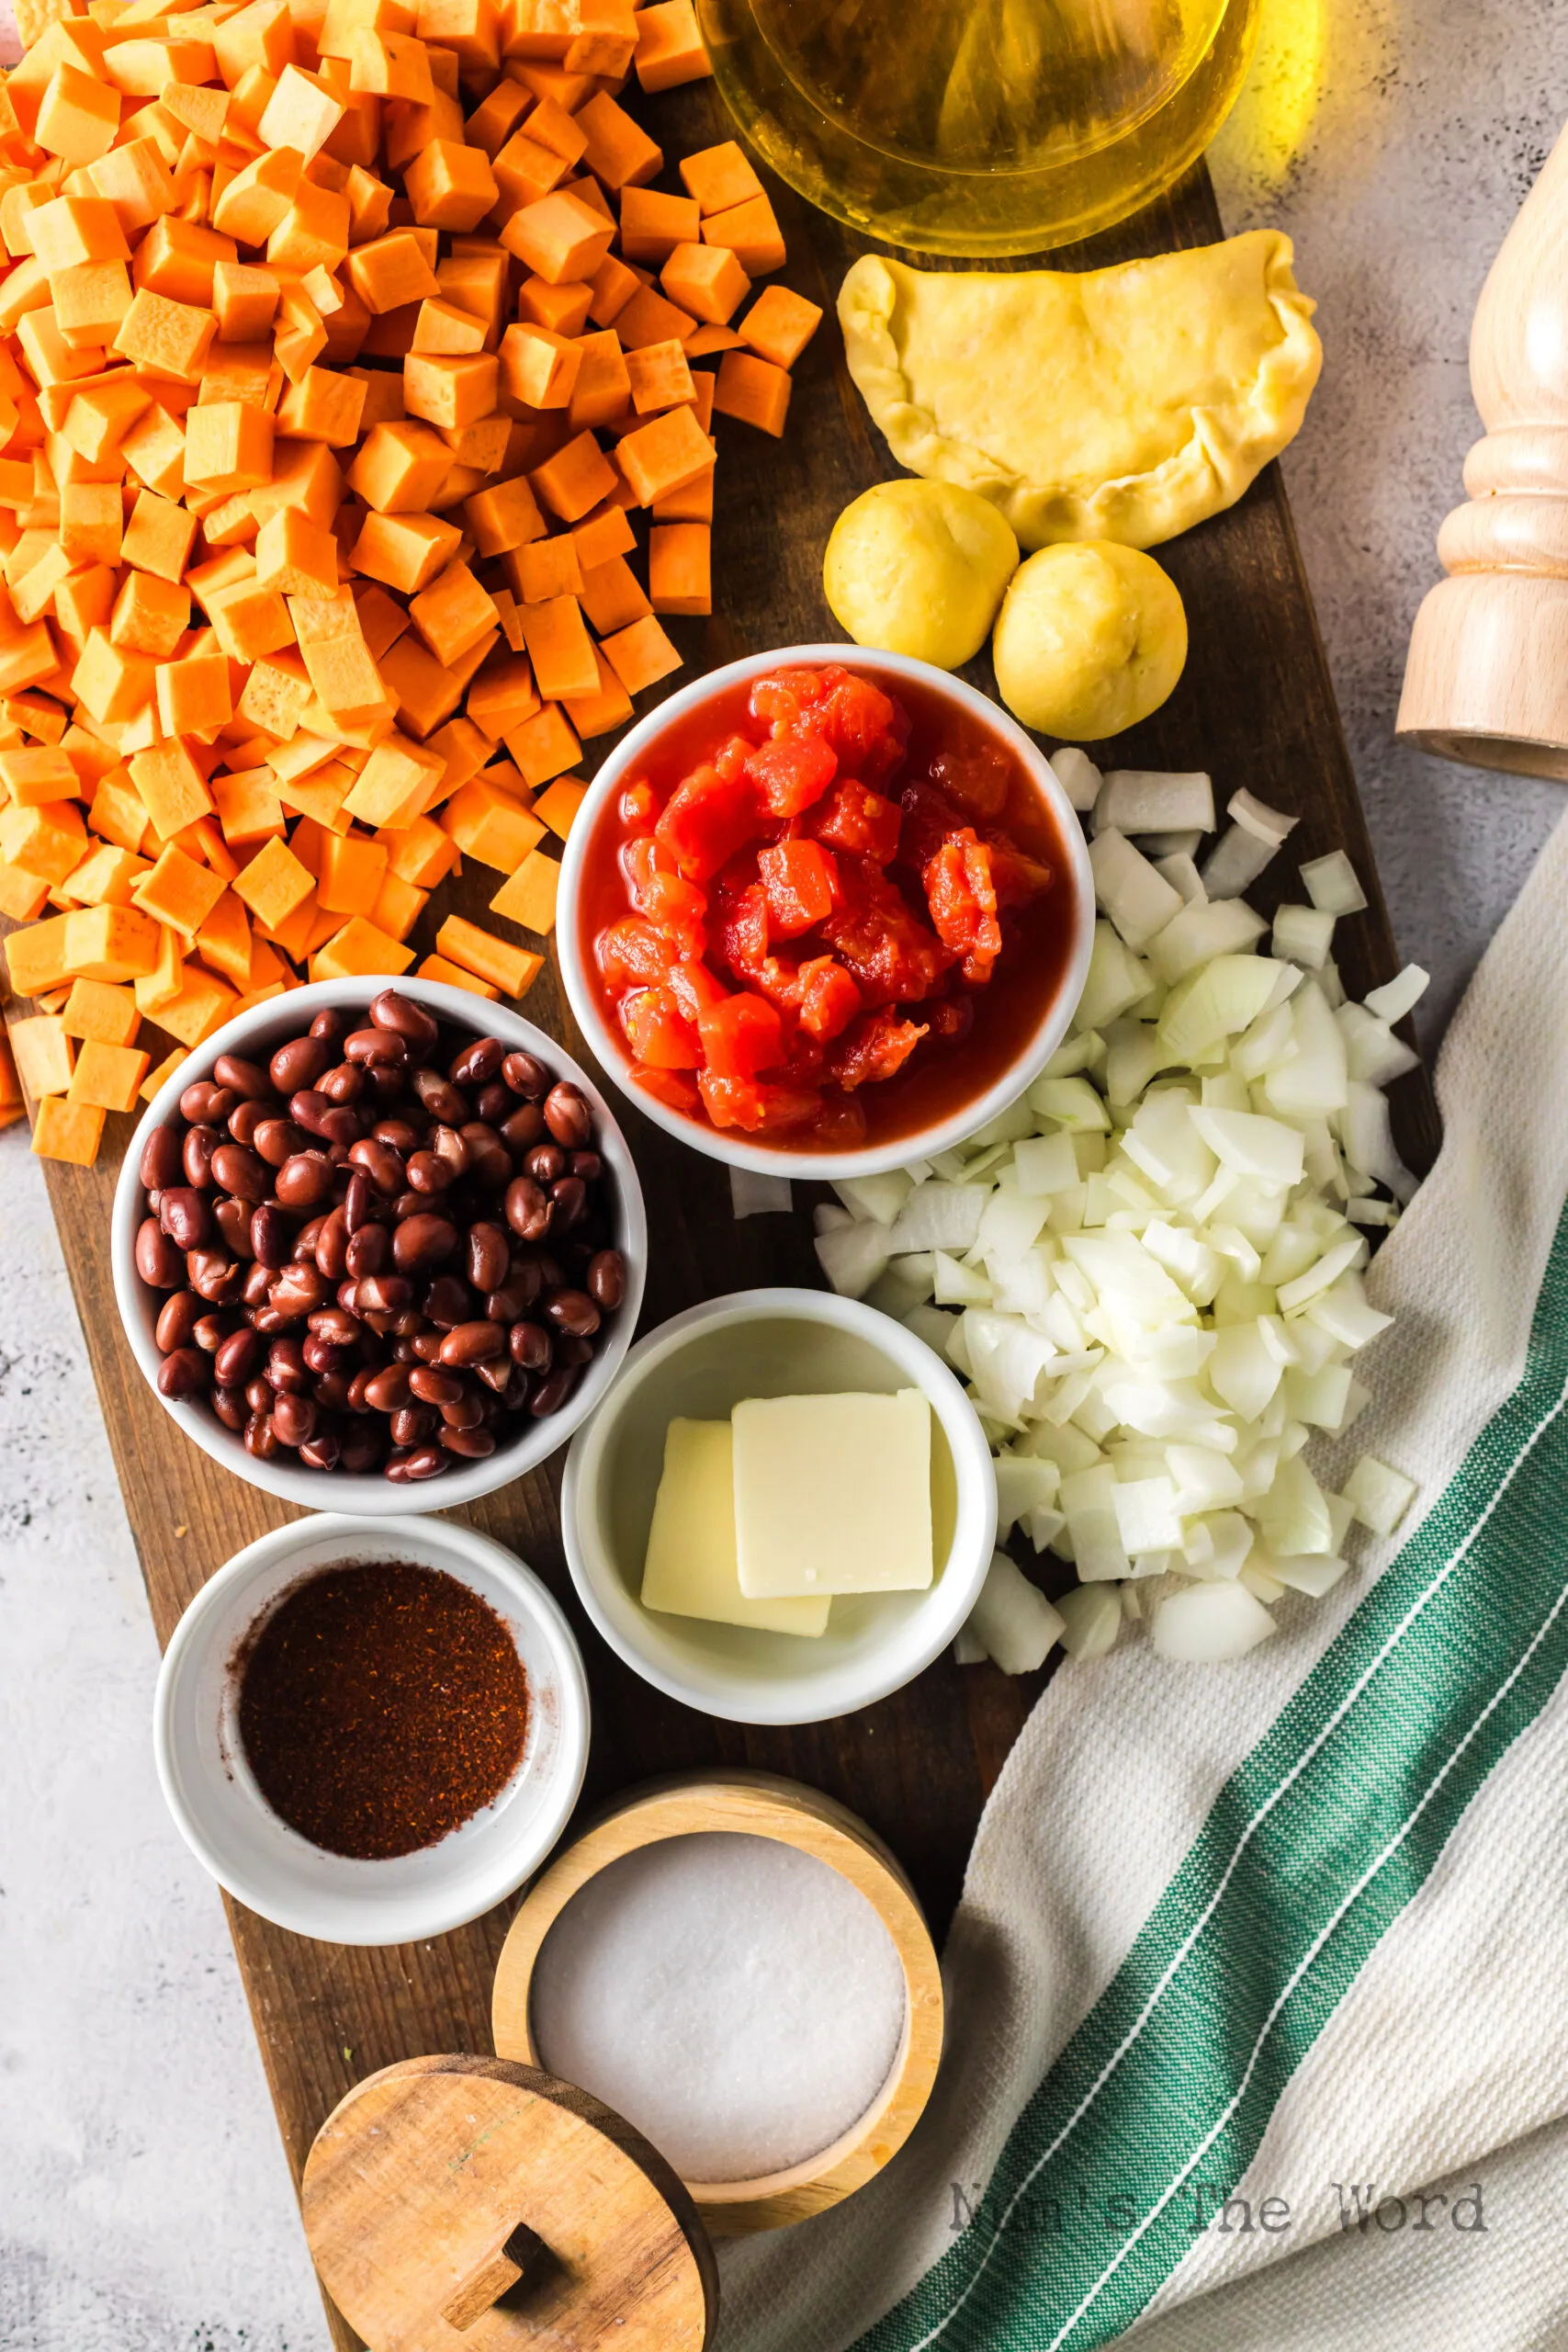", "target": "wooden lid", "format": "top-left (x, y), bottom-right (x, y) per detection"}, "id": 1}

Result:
top-left (301, 2054), bottom-right (718, 2352)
